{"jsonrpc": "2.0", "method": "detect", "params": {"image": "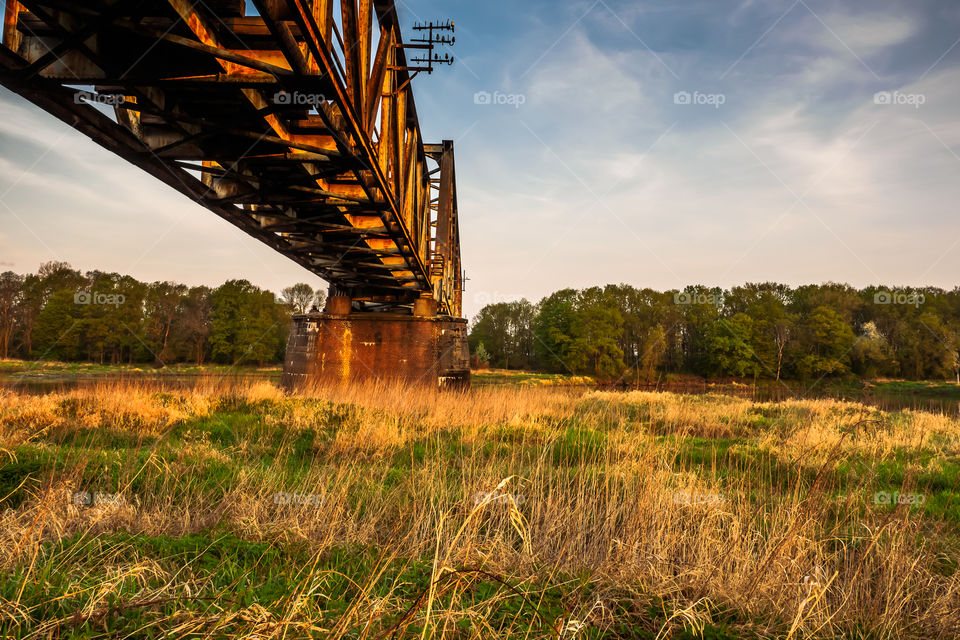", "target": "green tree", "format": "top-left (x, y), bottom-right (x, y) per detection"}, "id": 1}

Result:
top-left (474, 341), bottom-right (491, 365)
top-left (850, 321), bottom-right (891, 378)
top-left (179, 286), bottom-right (212, 364)
top-left (638, 324), bottom-right (667, 381)
top-left (21, 262), bottom-right (85, 357)
top-left (726, 282), bottom-right (793, 378)
top-left (706, 313), bottom-right (756, 377)
top-left (673, 285), bottom-right (723, 373)
top-left (532, 288), bottom-right (624, 378)
top-left (143, 281), bottom-right (187, 363)
top-left (948, 328), bottom-right (960, 384)
top-left (210, 280), bottom-right (288, 366)
top-left (565, 287), bottom-right (625, 378)
top-left (605, 284), bottom-right (673, 378)
top-left (532, 289), bottom-right (579, 373)
top-left (911, 312), bottom-right (955, 380)
top-left (468, 299), bottom-right (536, 369)
top-left (793, 306), bottom-right (856, 379)
top-left (0, 271), bottom-right (22, 359)
top-left (32, 290), bottom-right (83, 360)
top-left (793, 282), bottom-right (863, 324)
